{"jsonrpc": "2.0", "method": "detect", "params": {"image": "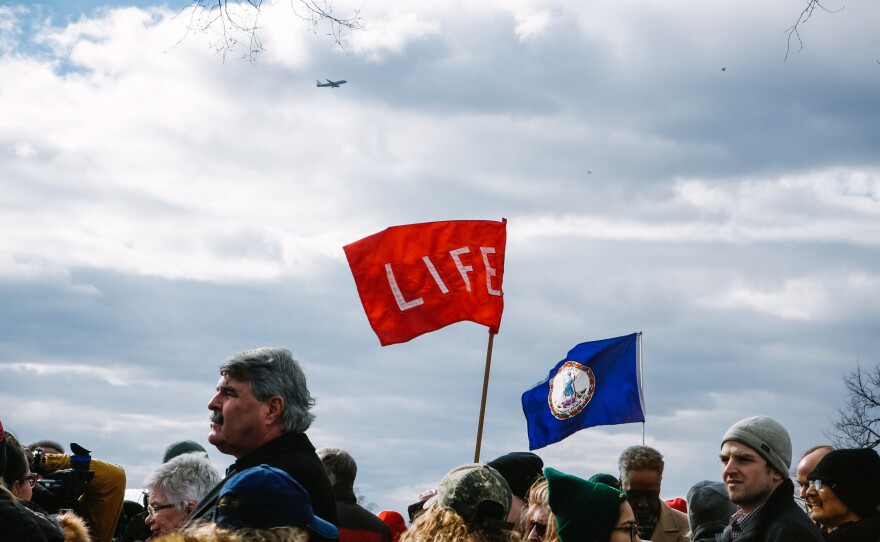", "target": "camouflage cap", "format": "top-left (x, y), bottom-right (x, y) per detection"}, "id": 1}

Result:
top-left (437, 464), bottom-right (512, 526)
